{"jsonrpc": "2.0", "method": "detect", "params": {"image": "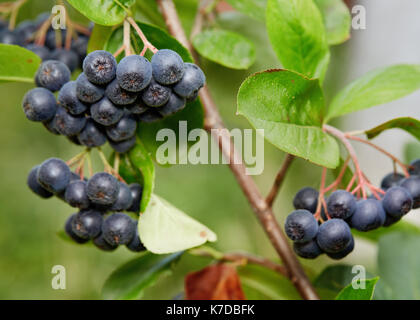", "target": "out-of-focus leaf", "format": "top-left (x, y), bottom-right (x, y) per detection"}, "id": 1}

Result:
top-left (225, 0), bottom-right (267, 22)
top-left (87, 24), bottom-right (112, 53)
top-left (67, 0), bottom-right (134, 26)
top-left (365, 117), bottom-right (420, 141)
top-left (0, 44), bottom-right (40, 83)
top-left (404, 142), bottom-right (420, 163)
top-left (314, 0), bottom-right (351, 45)
top-left (326, 65), bottom-right (420, 121)
top-left (335, 277), bottom-right (378, 300)
top-left (192, 29), bottom-right (256, 69)
top-left (102, 251), bottom-right (183, 300)
top-left (266, 0), bottom-right (330, 82)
